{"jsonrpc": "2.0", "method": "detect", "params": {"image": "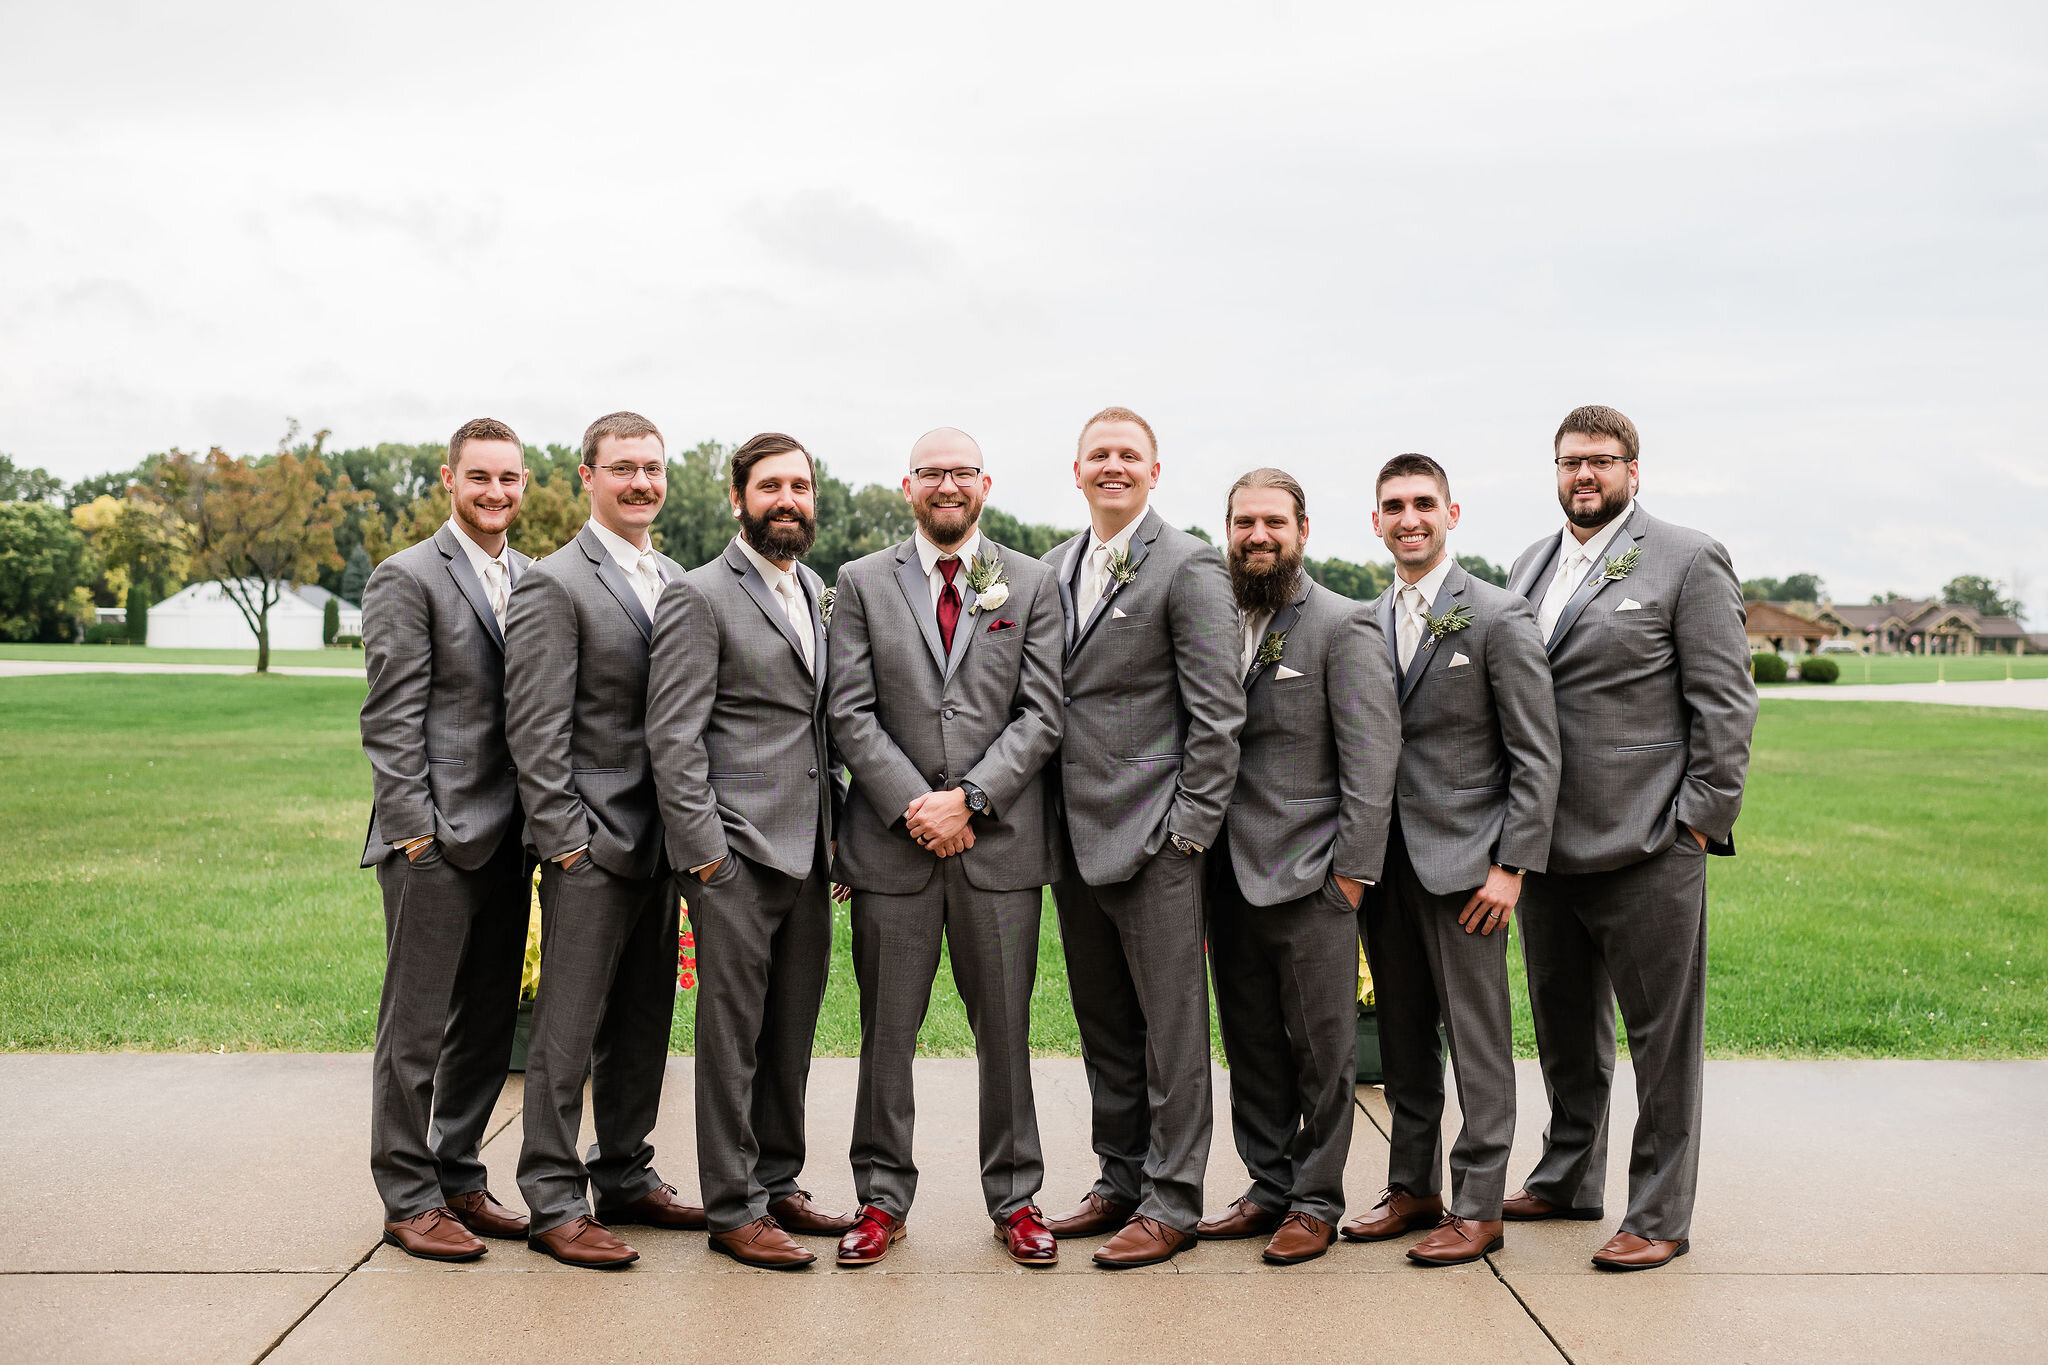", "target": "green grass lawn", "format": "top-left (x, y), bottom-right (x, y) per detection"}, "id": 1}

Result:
top-left (1761, 654), bottom-right (2048, 685)
top-left (1, 674), bottom-right (2041, 1057)
top-left (0, 643), bottom-right (365, 670)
